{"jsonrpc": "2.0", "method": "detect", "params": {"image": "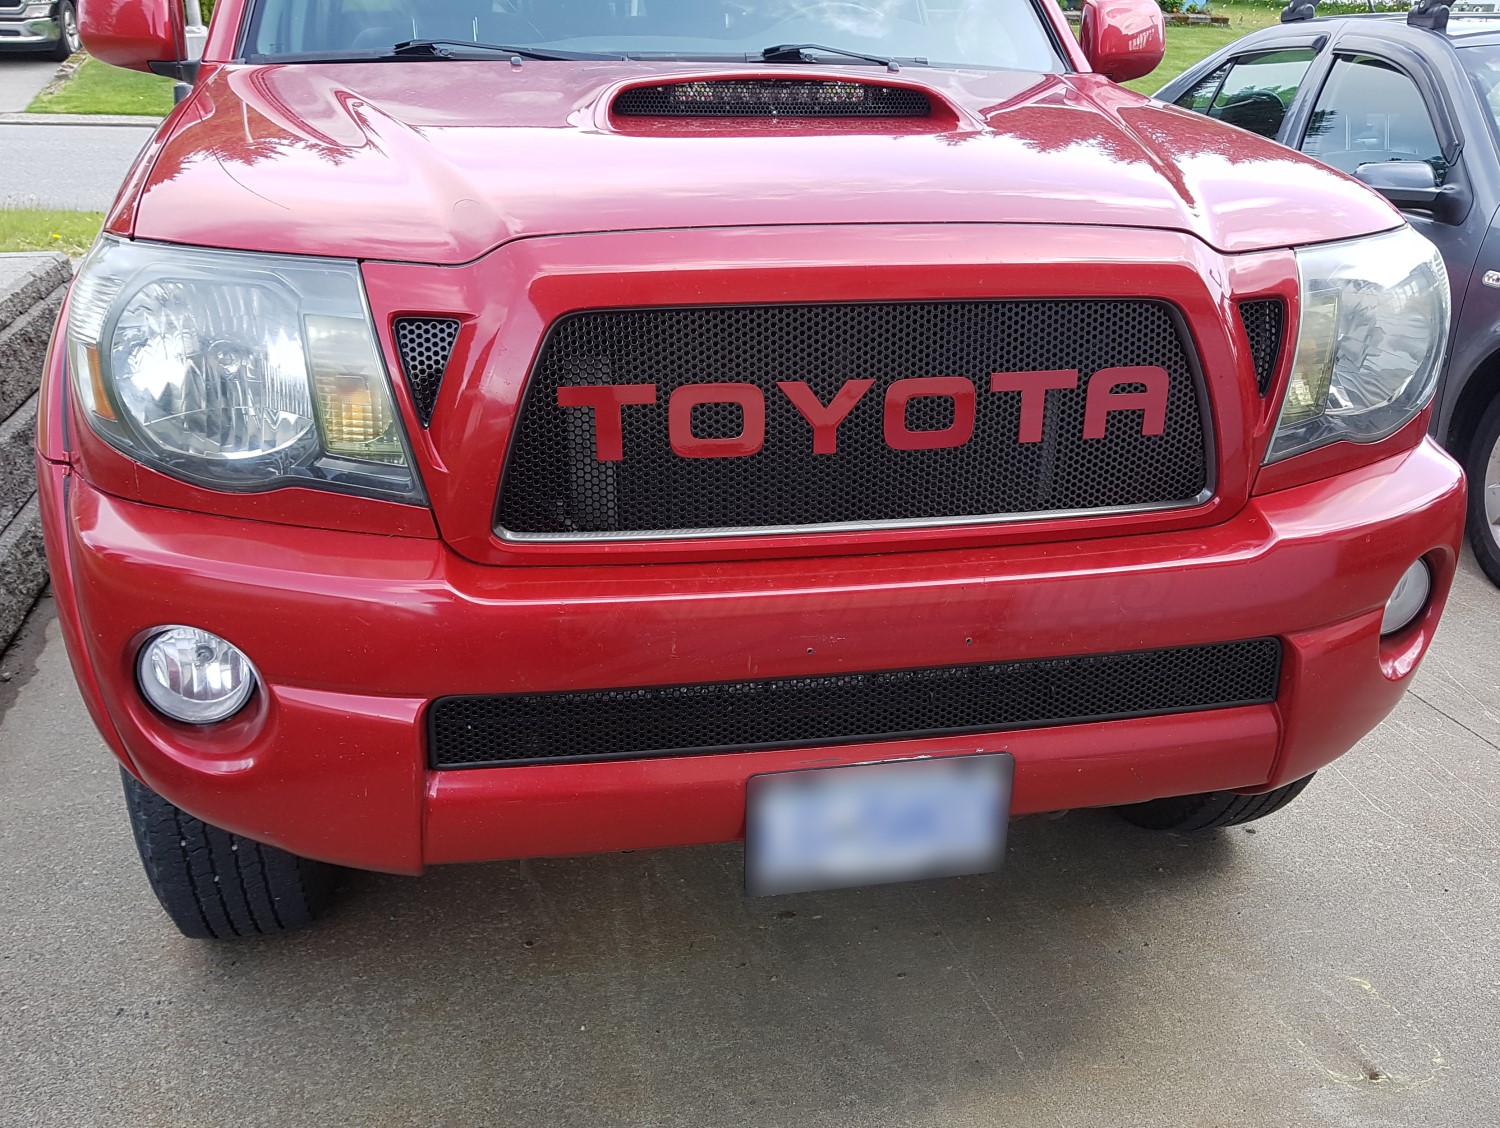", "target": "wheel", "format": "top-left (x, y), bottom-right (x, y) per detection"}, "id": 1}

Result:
top-left (1114, 774), bottom-right (1315, 832)
top-left (120, 768), bottom-right (340, 939)
top-left (47, 1), bottom-right (79, 62)
top-left (1464, 394), bottom-right (1500, 587)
